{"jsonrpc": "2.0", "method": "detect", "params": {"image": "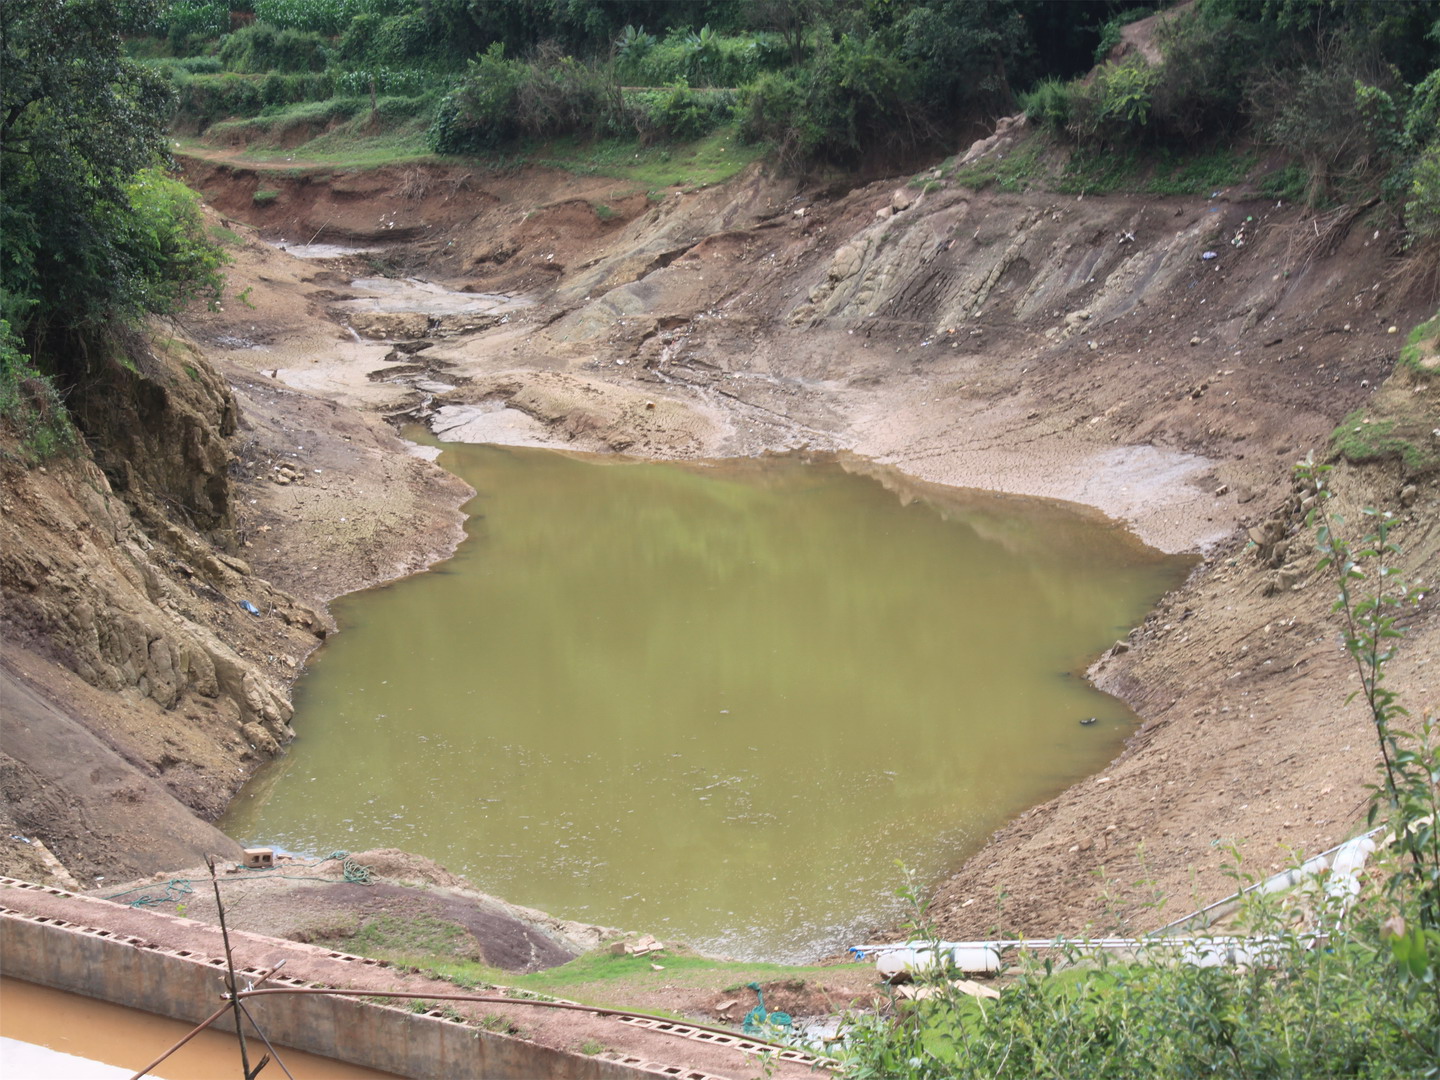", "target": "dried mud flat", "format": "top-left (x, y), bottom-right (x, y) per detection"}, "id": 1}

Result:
top-left (6, 143), bottom-right (1437, 986)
